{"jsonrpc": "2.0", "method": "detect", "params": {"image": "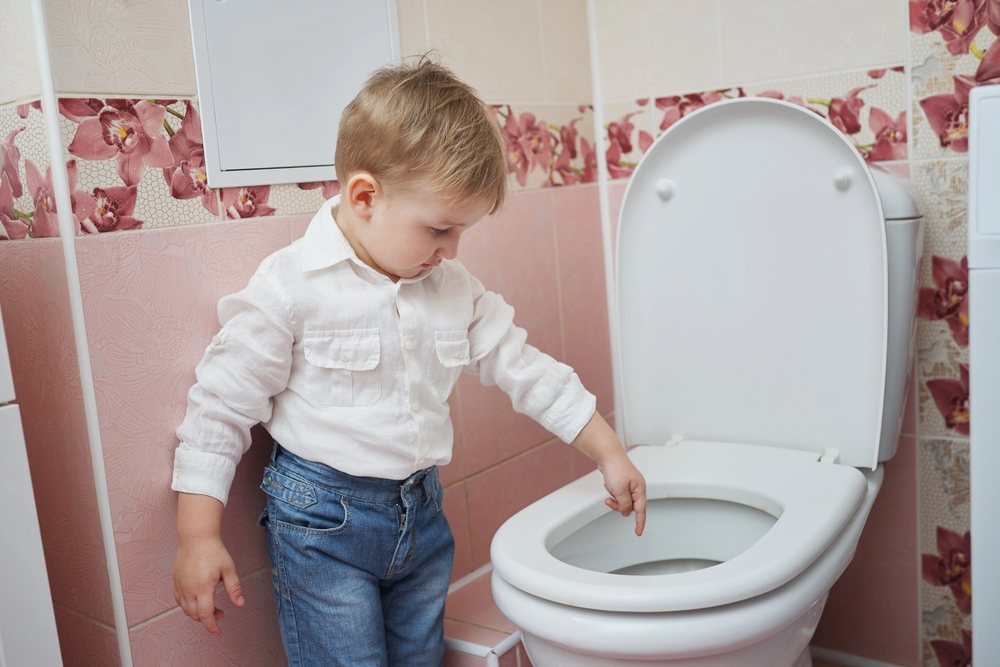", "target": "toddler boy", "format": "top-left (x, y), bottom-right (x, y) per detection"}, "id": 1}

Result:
top-left (172, 59), bottom-right (646, 667)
